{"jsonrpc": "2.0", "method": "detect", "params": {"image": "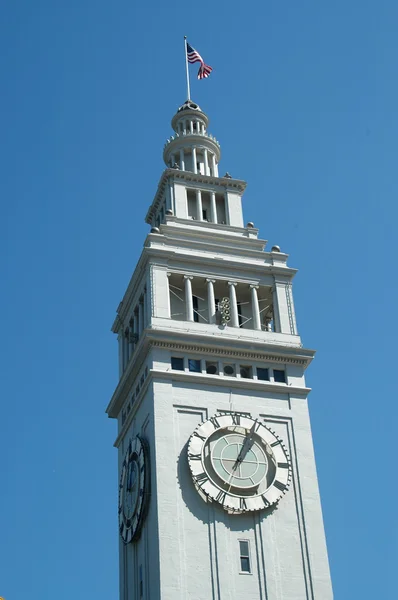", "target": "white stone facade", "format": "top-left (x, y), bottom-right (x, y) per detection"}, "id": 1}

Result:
top-left (107, 100), bottom-right (333, 599)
